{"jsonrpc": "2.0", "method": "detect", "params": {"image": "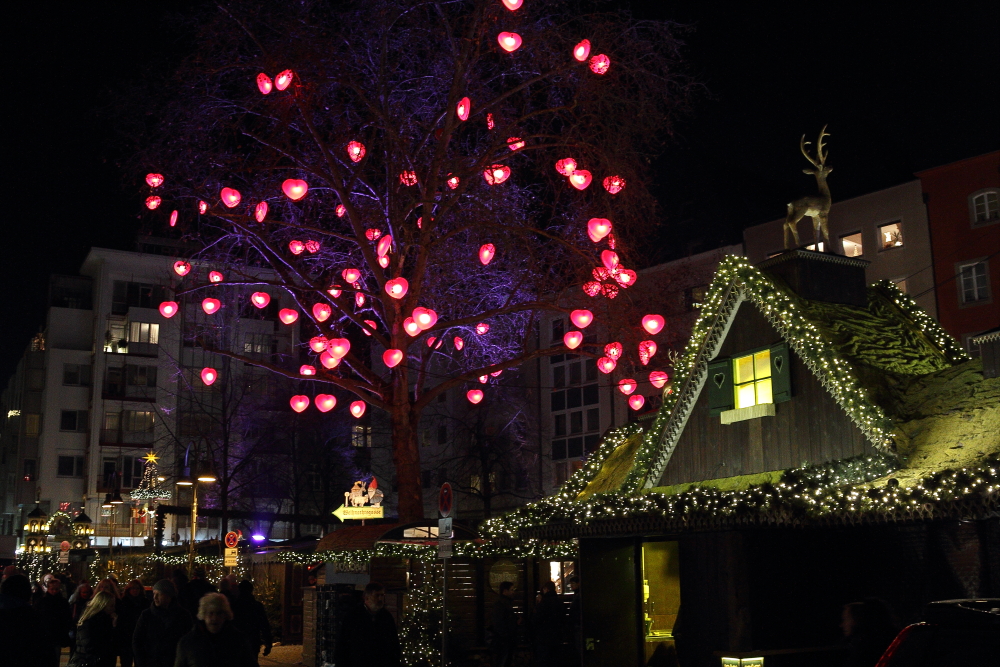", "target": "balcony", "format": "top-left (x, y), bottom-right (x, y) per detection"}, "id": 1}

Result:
top-left (100, 429), bottom-right (155, 447)
top-left (102, 383), bottom-right (157, 402)
top-left (105, 341), bottom-right (158, 357)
